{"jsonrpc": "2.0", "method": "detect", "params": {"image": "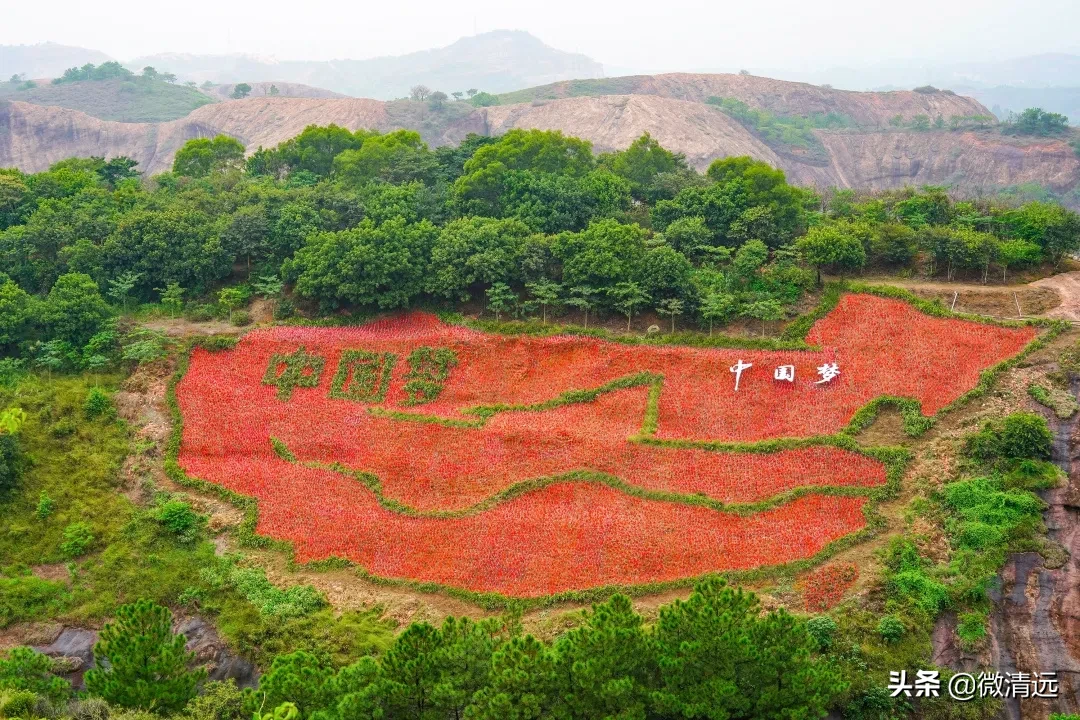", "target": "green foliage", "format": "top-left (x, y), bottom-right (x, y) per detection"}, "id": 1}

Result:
top-left (209, 565), bottom-right (327, 619)
top-left (35, 492), bottom-right (54, 520)
top-left (153, 499), bottom-right (205, 544)
top-left (805, 615), bottom-right (838, 651)
top-left (330, 350), bottom-right (395, 403)
top-left (0, 688), bottom-right (37, 718)
top-left (83, 387), bottom-right (112, 418)
top-left (403, 347), bottom-right (458, 405)
top-left (0, 646), bottom-right (71, 703)
top-left (286, 218), bottom-right (437, 310)
top-left (469, 91), bottom-right (500, 107)
top-left (173, 136), bottom-right (246, 178)
top-left (956, 610), bottom-right (987, 648)
top-left (1003, 107), bottom-right (1070, 136)
top-left (1028, 382), bottom-right (1078, 419)
top-left (60, 521), bottom-right (94, 559)
top-left (41, 273), bottom-right (111, 348)
top-left (333, 130), bottom-right (437, 185)
top-left (85, 600), bottom-right (205, 713)
top-left (180, 679), bottom-right (247, 720)
top-left (262, 347), bottom-right (326, 401)
top-left (651, 577), bottom-right (846, 718)
top-left (244, 651), bottom-right (334, 719)
top-left (707, 97), bottom-right (851, 159)
top-left (966, 411), bottom-right (1053, 462)
top-left (876, 615), bottom-right (905, 643)
top-left (796, 222), bottom-right (867, 280)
